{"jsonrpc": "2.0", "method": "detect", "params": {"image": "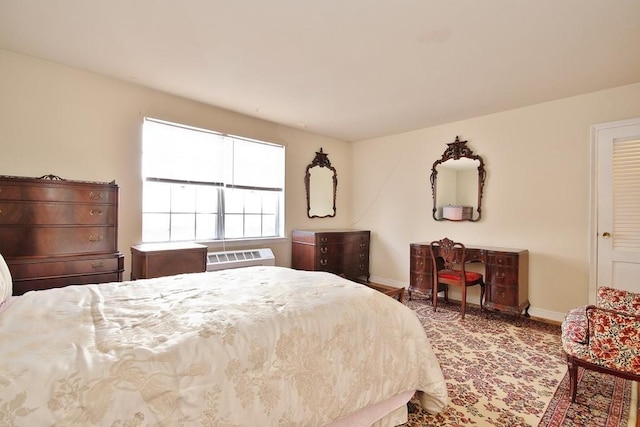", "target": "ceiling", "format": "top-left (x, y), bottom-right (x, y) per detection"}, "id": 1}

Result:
top-left (1, 1), bottom-right (639, 142)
